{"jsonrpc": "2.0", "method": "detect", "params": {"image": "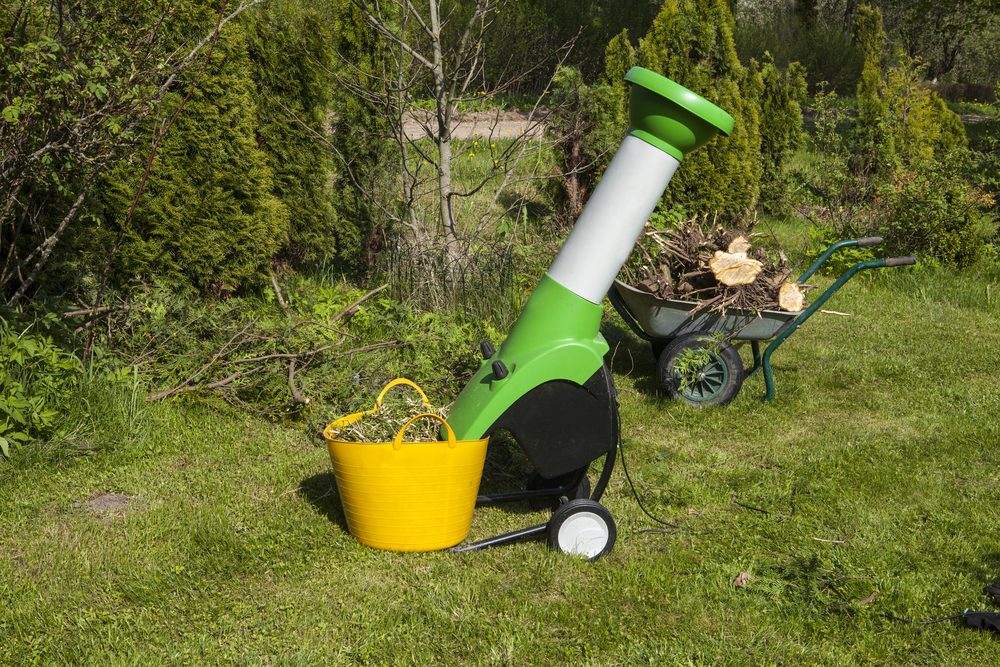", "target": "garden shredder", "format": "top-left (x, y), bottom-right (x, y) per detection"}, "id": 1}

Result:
top-left (445, 67), bottom-right (735, 560)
